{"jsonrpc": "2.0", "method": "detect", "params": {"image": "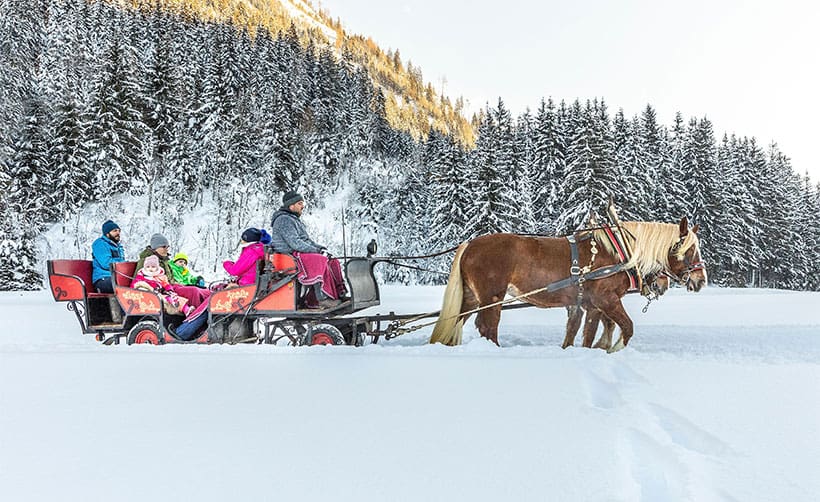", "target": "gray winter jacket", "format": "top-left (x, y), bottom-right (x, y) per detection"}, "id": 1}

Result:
top-left (270, 208), bottom-right (324, 254)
